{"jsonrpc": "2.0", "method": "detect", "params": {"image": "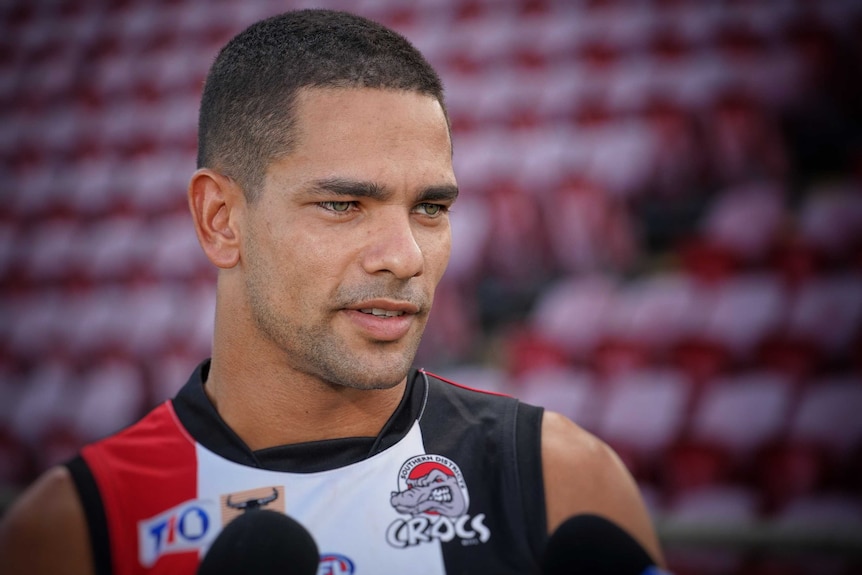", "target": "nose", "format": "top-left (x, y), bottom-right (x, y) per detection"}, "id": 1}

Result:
top-left (360, 210), bottom-right (424, 279)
